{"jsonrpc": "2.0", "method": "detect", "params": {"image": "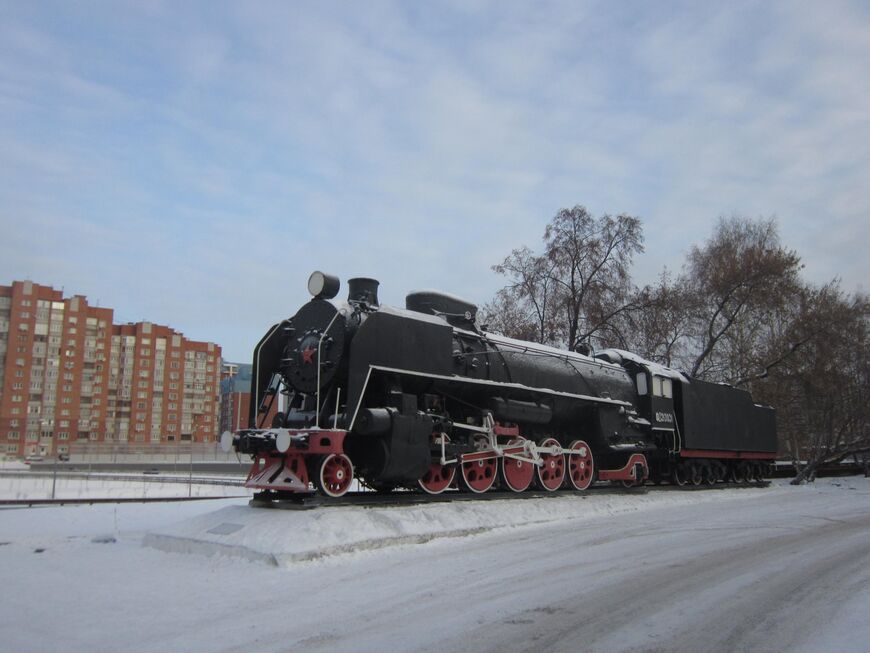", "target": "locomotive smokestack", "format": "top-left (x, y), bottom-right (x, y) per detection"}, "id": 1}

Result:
top-left (348, 277), bottom-right (379, 307)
